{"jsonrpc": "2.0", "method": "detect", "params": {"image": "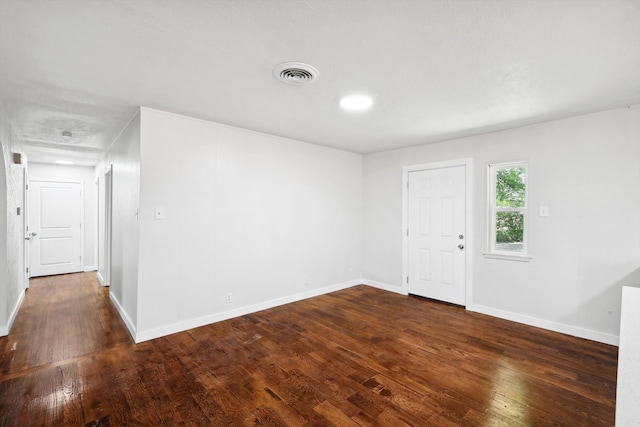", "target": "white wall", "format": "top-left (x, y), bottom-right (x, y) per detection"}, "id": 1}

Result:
top-left (28, 163), bottom-right (98, 270)
top-left (0, 114), bottom-right (7, 334)
top-left (0, 101), bottom-right (27, 336)
top-left (363, 105), bottom-right (640, 344)
top-left (134, 108), bottom-right (362, 340)
top-left (99, 104), bottom-right (637, 345)
top-left (98, 111), bottom-right (141, 336)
